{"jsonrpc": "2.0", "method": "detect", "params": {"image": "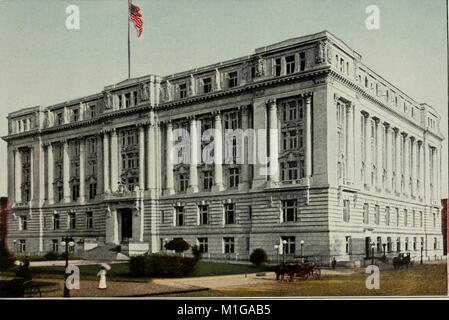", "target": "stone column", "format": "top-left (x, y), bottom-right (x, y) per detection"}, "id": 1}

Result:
top-left (394, 128), bottom-right (401, 193)
top-left (79, 138), bottom-right (85, 203)
top-left (374, 118), bottom-right (382, 190)
top-left (364, 114), bottom-right (371, 188)
top-left (410, 137), bottom-right (415, 197)
top-left (268, 99), bottom-right (279, 186)
top-left (103, 131), bottom-right (110, 194)
top-left (402, 133), bottom-right (409, 195)
top-left (188, 117), bottom-right (199, 193)
top-left (213, 111), bottom-right (224, 191)
top-left (47, 143), bottom-right (54, 204)
top-left (112, 209), bottom-right (119, 245)
top-left (384, 123), bottom-right (392, 192)
top-left (346, 103), bottom-right (354, 182)
top-left (239, 106), bottom-right (250, 190)
top-left (417, 140), bottom-right (423, 198)
top-left (165, 122), bottom-right (175, 195)
top-left (146, 109), bottom-right (157, 192)
top-left (138, 125), bottom-right (145, 190)
top-left (305, 94), bottom-right (313, 179)
top-left (432, 147), bottom-right (437, 202)
top-left (14, 149), bottom-right (22, 203)
top-left (110, 129), bottom-right (118, 192)
top-left (63, 140), bottom-right (70, 203)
